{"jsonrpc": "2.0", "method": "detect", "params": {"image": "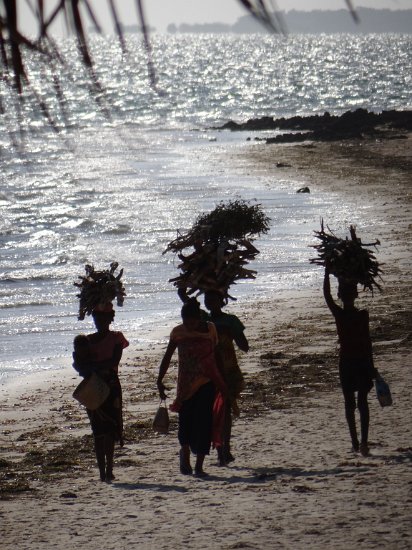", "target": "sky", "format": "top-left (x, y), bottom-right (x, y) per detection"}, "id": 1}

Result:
top-left (18, 0), bottom-right (412, 36)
